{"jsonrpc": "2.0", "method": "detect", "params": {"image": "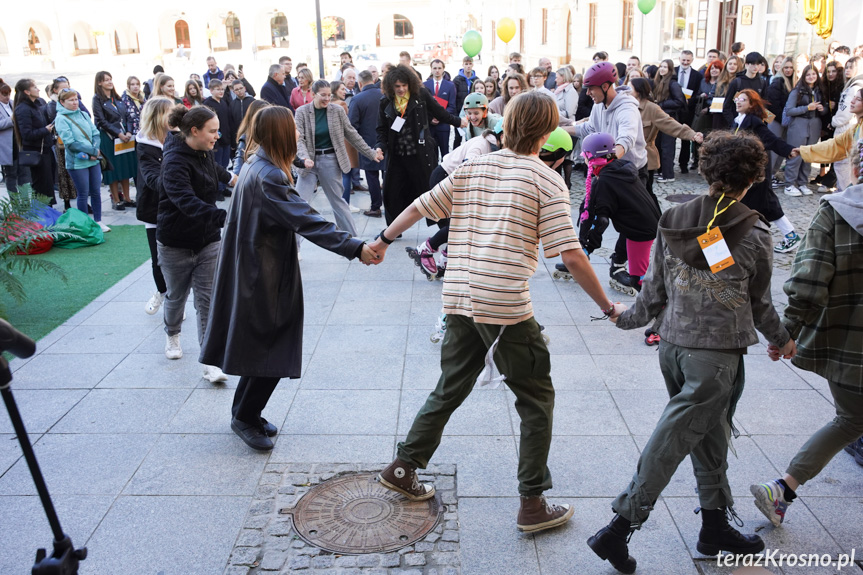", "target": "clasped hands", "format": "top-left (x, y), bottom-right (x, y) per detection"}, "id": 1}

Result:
top-left (359, 236), bottom-right (389, 266)
top-left (767, 339), bottom-right (797, 361)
